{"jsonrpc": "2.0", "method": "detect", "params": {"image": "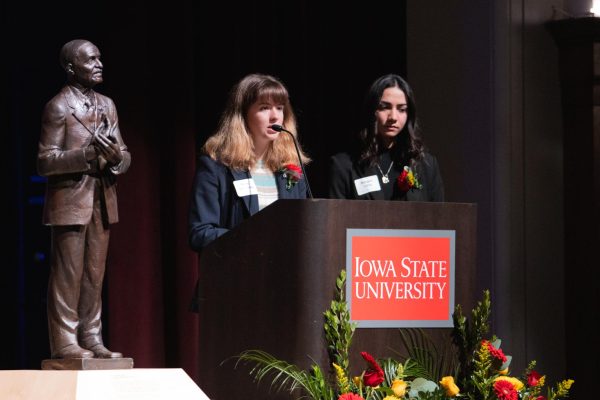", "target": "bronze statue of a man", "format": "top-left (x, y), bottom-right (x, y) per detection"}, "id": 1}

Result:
top-left (37, 39), bottom-right (131, 359)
